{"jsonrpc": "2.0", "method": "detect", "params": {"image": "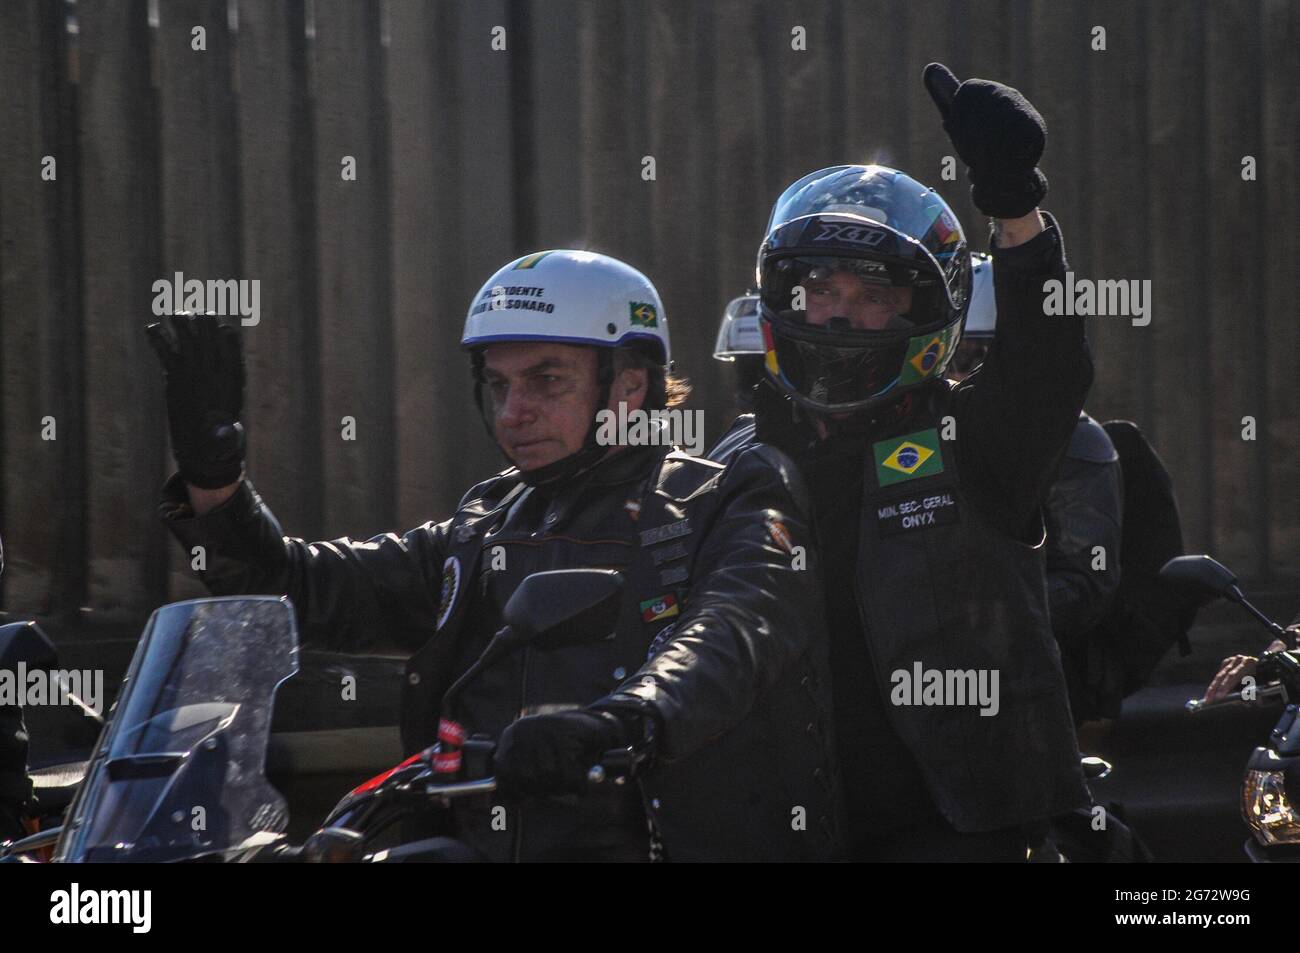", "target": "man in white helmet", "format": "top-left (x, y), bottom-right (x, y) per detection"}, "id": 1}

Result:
top-left (146, 250), bottom-right (839, 862)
